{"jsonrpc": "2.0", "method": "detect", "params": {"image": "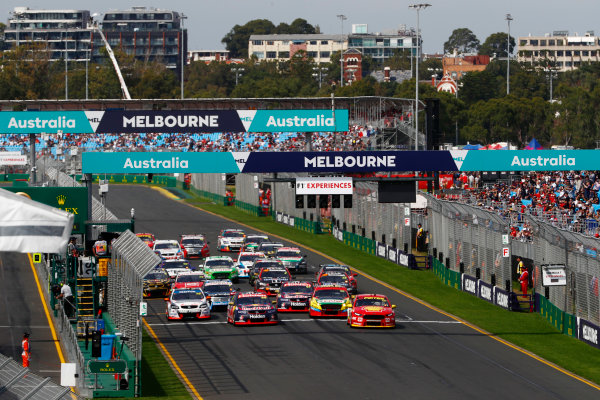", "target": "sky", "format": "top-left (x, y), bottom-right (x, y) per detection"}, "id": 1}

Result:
top-left (2, 0), bottom-right (599, 54)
